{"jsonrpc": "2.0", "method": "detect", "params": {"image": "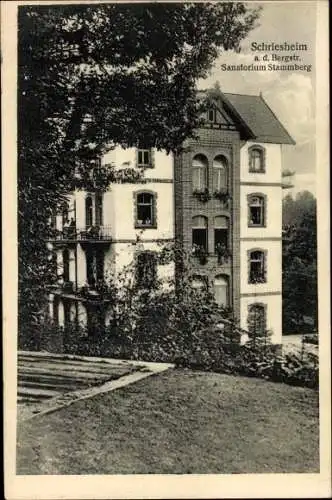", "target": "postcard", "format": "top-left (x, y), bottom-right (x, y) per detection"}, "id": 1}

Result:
top-left (2, 0), bottom-right (330, 498)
